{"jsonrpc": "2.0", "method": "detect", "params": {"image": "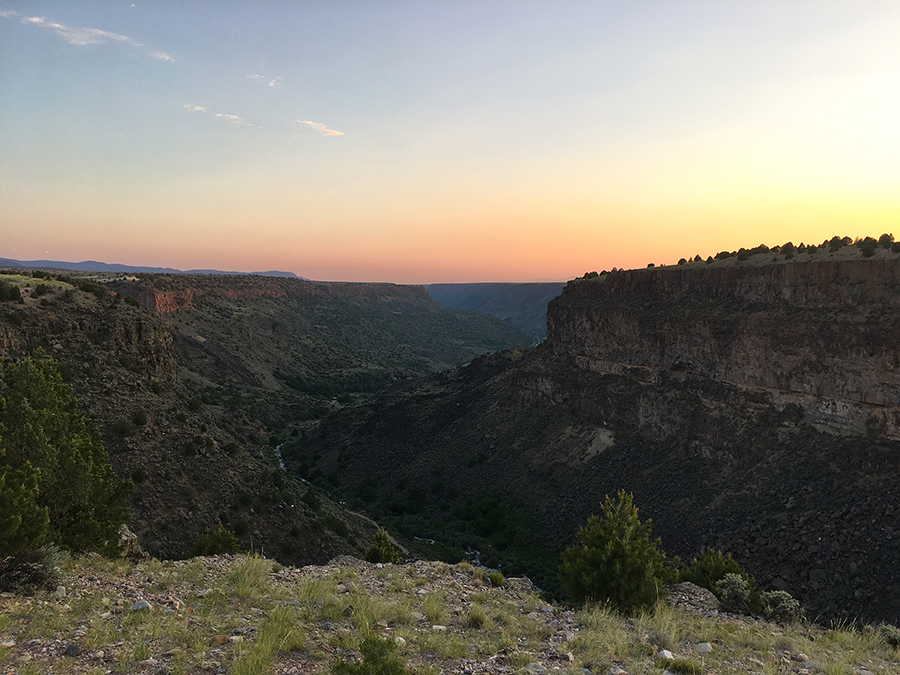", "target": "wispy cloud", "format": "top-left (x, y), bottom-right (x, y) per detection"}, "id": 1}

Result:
top-left (248, 73), bottom-right (284, 89)
top-left (1, 9), bottom-right (174, 62)
top-left (299, 120), bottom-right (345, 136)
top-left (215, 113), bottom-right (247, 125)
top-left (184, 104), bottom-right (252, 126)
top-left (150, 50), bottom-right (175, 63)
